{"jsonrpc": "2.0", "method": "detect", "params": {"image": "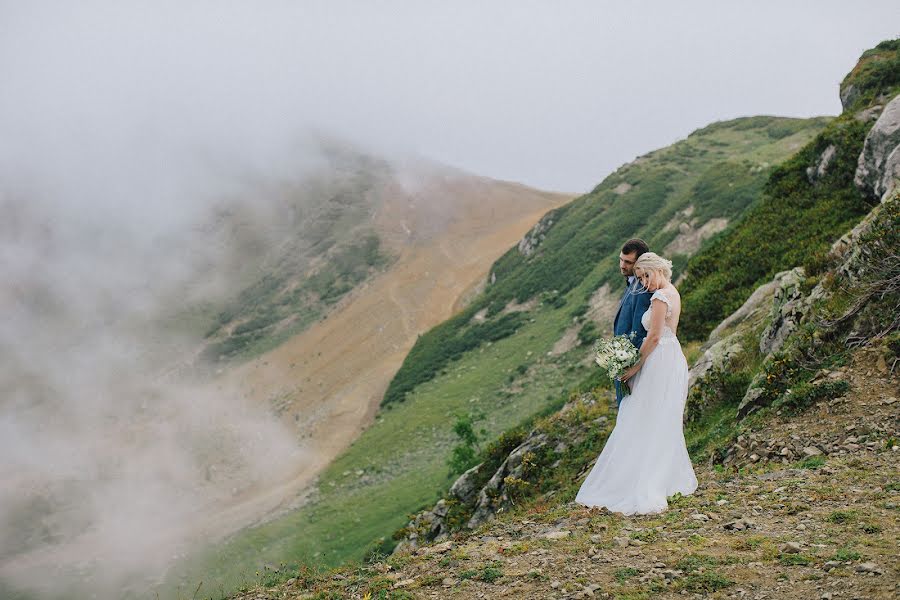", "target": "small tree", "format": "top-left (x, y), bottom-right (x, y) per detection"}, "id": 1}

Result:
top-left (447, 410), bottom-right (487, 477)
